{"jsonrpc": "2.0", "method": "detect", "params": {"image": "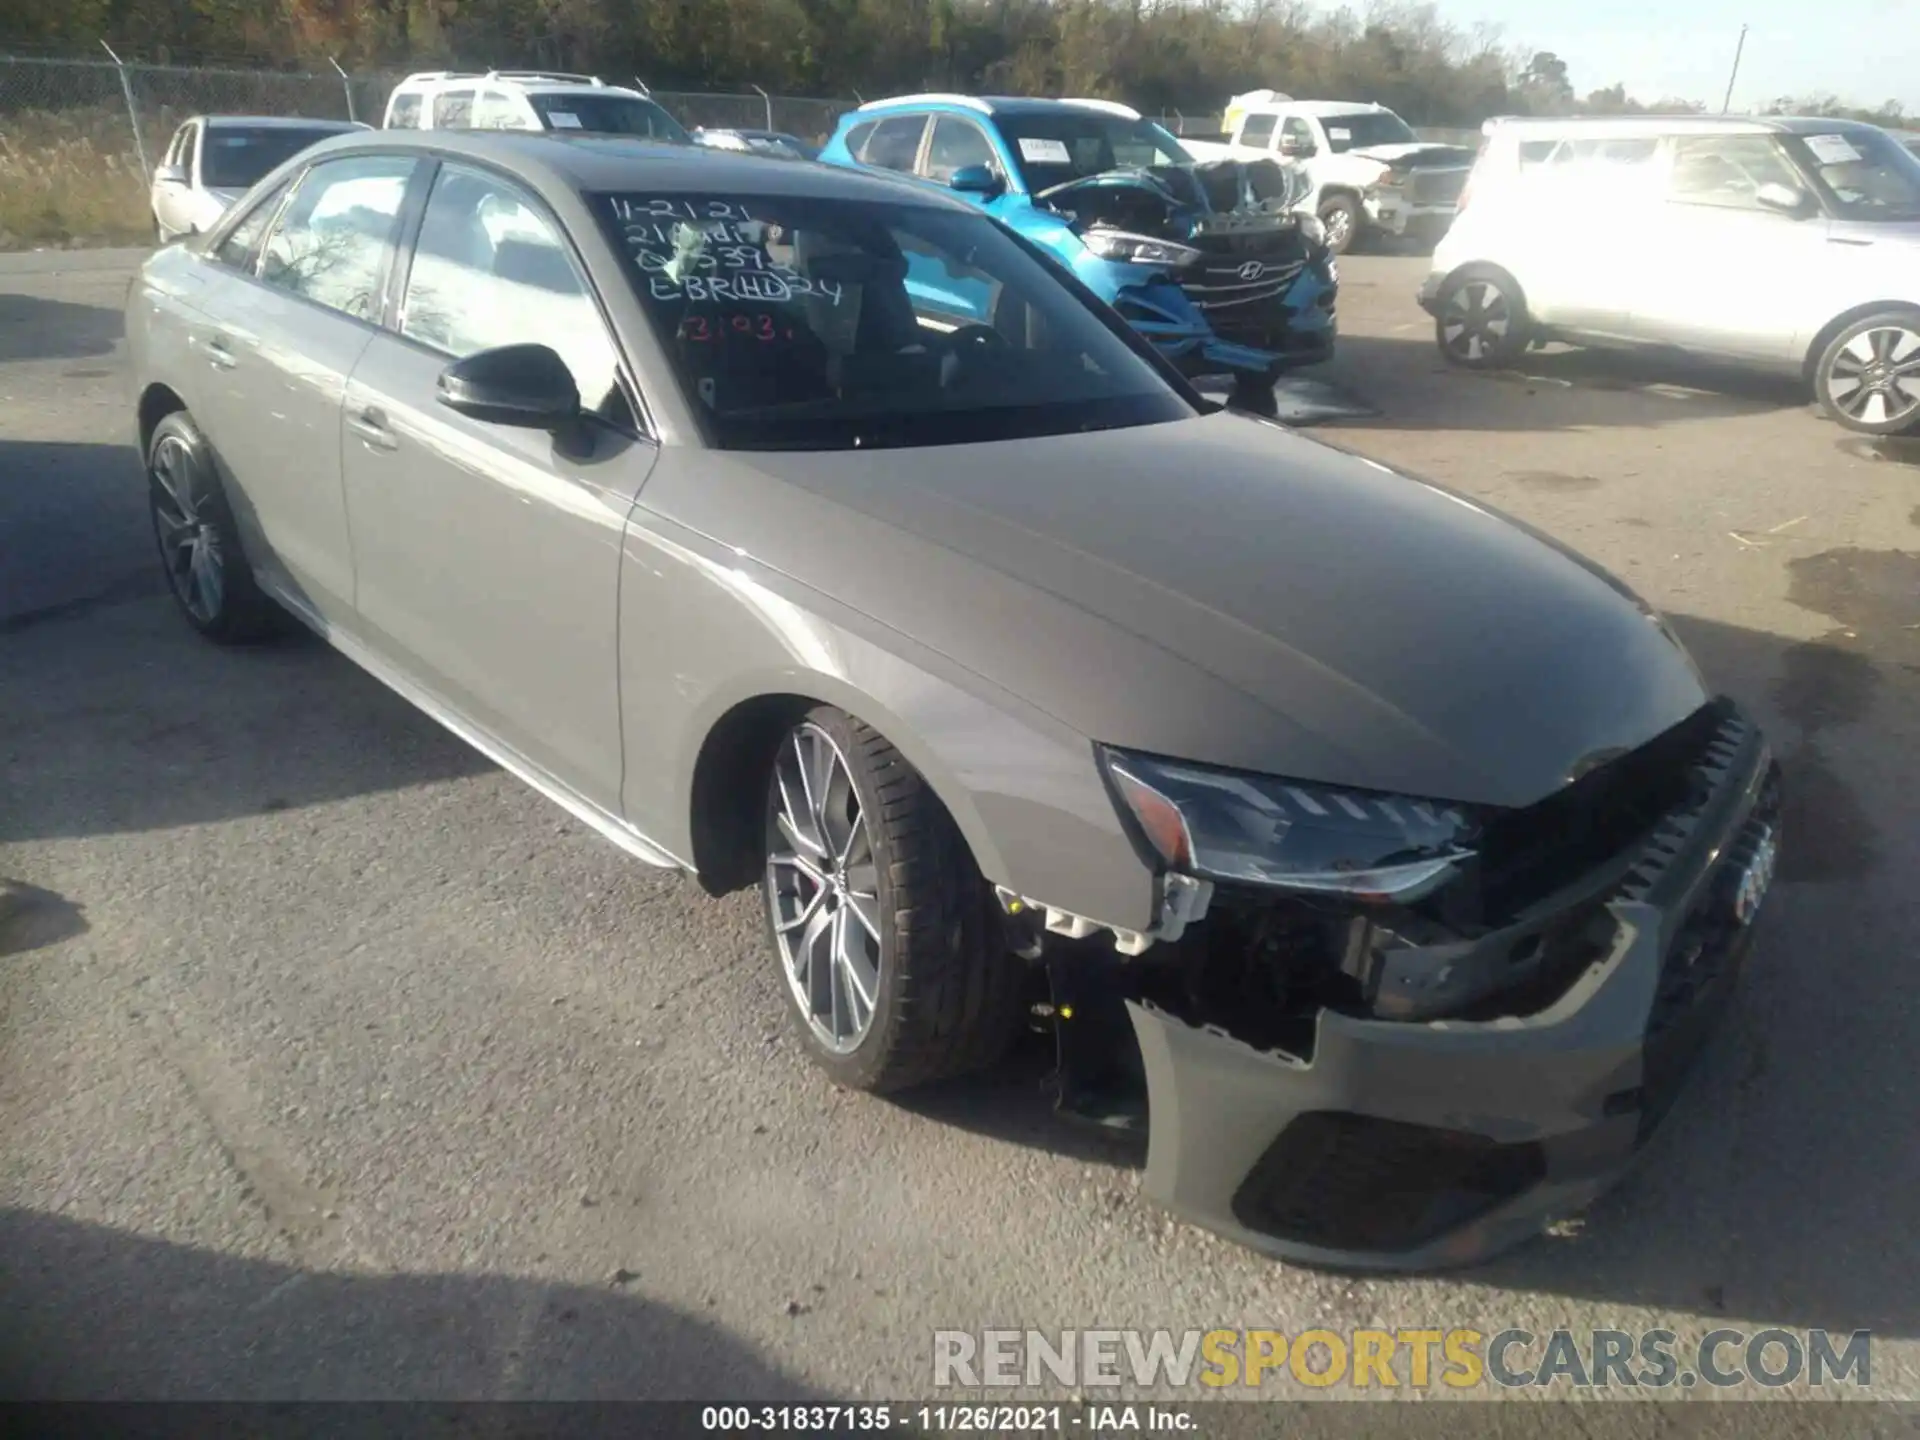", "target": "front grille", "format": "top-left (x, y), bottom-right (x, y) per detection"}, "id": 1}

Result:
top-left (1475, 699), bottom-right (1734, 922)
top-left (1408, 168), bottom-right (1469, 206)
top-left (1182, 231), bottom-right (1312, 346)
top-left (1637, 769), bottom-right (1781, 1135)
top-left (1231, 1112), bottom-right (1545, 1253)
